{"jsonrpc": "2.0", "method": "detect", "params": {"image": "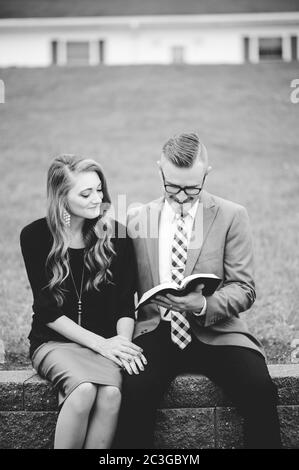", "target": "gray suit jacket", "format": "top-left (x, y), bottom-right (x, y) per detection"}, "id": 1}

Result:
top-left (127, 190), bottom-right (265, 357)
